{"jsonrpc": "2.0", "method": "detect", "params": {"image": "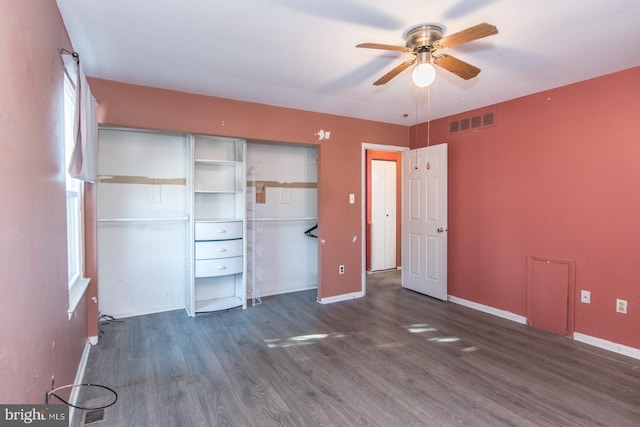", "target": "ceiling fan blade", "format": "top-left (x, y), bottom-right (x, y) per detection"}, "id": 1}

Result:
top-left (433, 23), bottom-right (498, 50)
top-left (356, 43), bottom-right (412, 53)
top-left (433, 54), bottom-right (481, 80)
top-left (373, 59), bottom-right (416, 85)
